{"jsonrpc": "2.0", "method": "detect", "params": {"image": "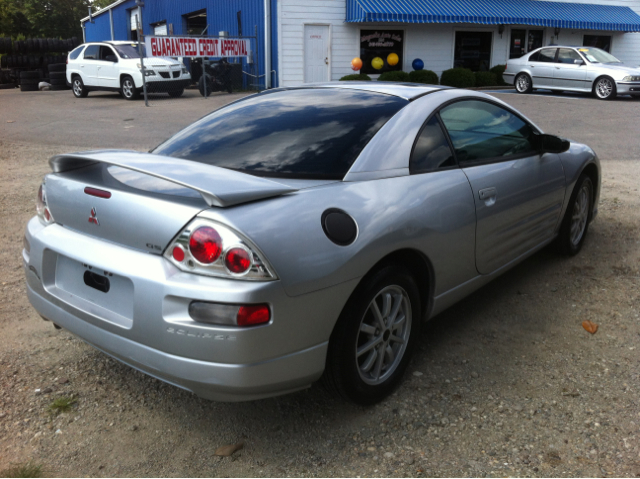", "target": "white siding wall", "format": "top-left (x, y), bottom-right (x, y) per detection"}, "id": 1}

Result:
top-left (278, 0), bottom-right (640, 85)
